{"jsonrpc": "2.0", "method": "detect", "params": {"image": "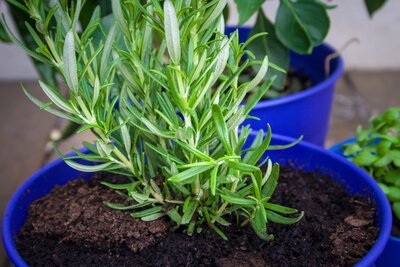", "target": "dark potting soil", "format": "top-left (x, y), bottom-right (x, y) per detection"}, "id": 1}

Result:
top-left (16, 167), bottom-right (379, 267)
